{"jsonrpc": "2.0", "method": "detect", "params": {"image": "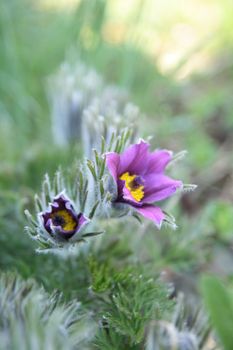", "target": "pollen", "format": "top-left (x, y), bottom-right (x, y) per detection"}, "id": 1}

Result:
top-left (120, 172), bottom-right (144, 202)
top-left (51, 210), bottom-right (77, 231)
